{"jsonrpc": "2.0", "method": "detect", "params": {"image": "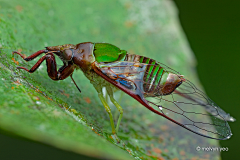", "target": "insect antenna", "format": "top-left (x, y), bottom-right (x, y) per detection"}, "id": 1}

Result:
top-left (70, 74), bottom-right (81, 93)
